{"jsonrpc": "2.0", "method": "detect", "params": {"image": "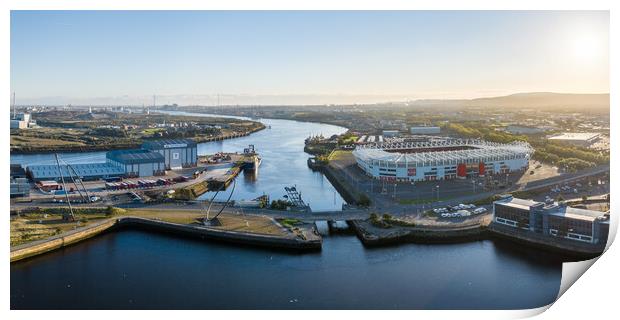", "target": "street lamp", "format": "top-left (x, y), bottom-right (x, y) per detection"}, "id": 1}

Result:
top-left (436, 185), bottom-right (440, 200)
